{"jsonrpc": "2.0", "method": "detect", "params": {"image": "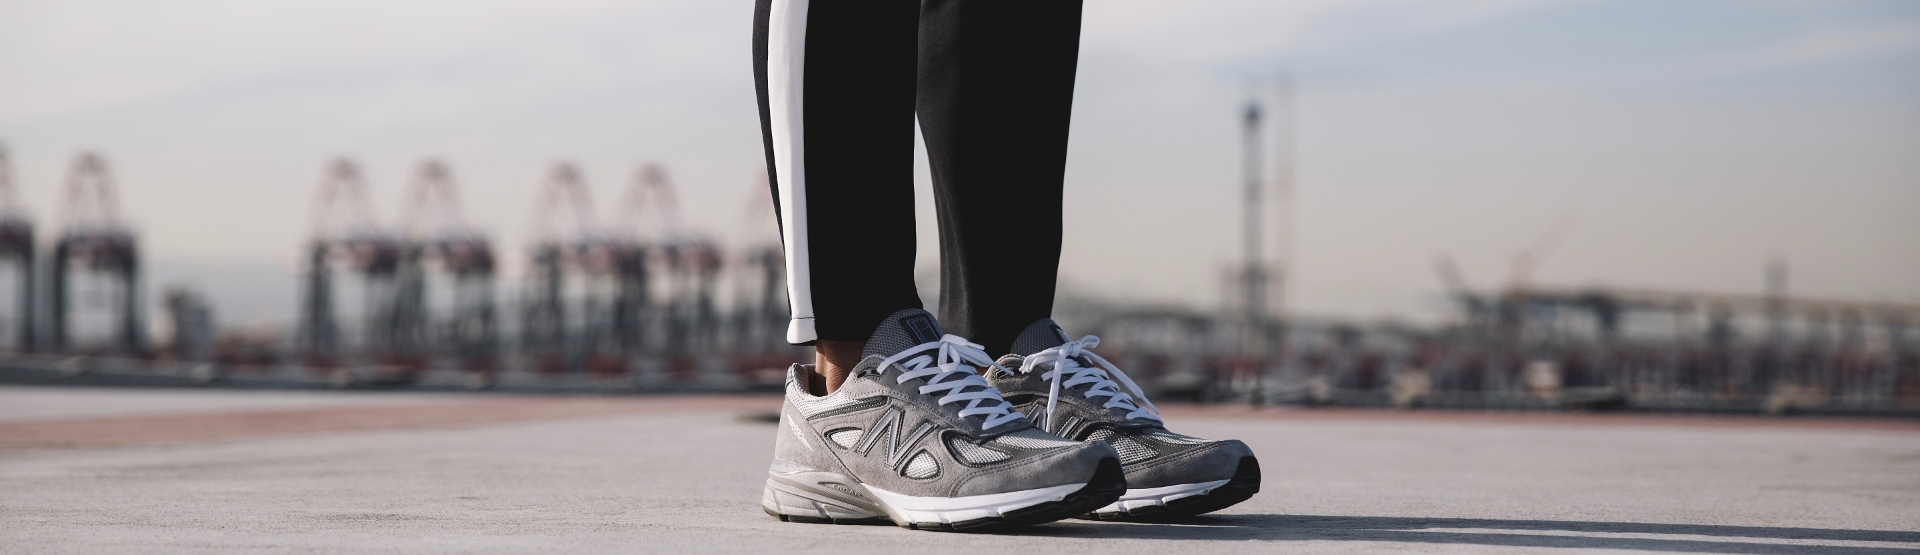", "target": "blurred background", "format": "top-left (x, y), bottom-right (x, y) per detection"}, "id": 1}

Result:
top-left (0, 0), bottom-right (1914, 412)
